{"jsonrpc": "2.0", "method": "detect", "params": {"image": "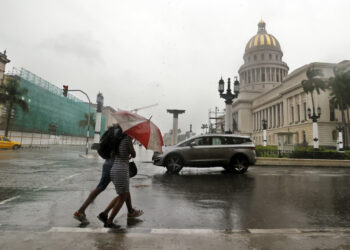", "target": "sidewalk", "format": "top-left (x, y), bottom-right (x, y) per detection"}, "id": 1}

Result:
top-left (256, 157), bottom-right (350, 167)
top-left (1, 229), bottom-right (350, 250)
